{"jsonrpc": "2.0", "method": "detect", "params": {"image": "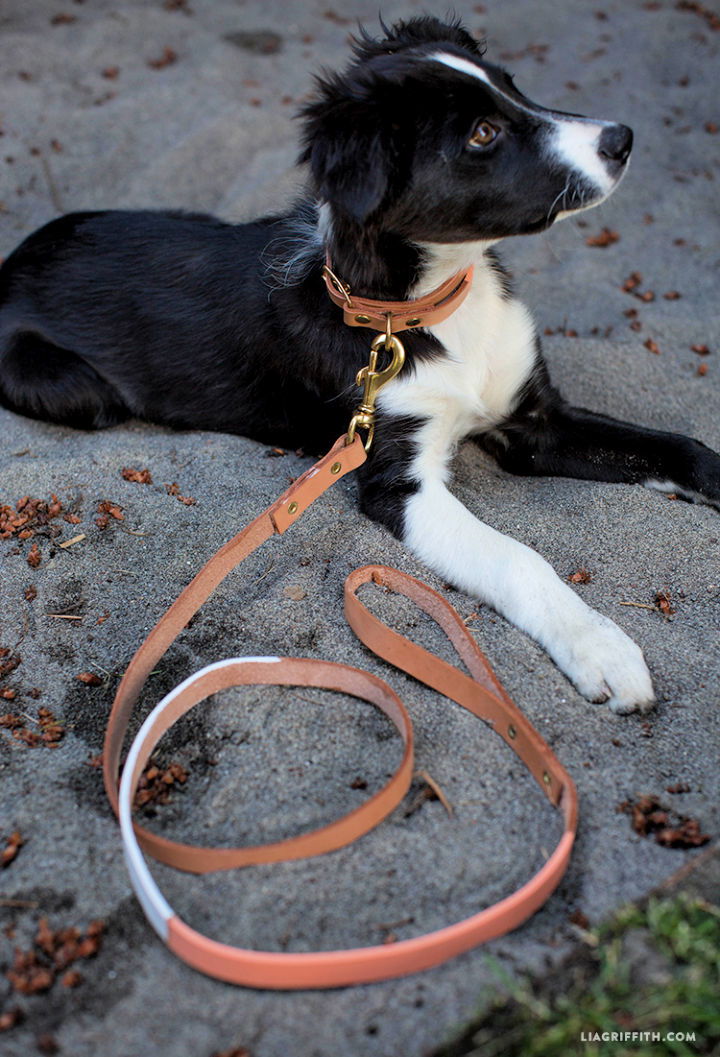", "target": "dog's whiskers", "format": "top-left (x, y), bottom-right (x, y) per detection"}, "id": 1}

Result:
top-left (547, 181), bottom-right (571, 225)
